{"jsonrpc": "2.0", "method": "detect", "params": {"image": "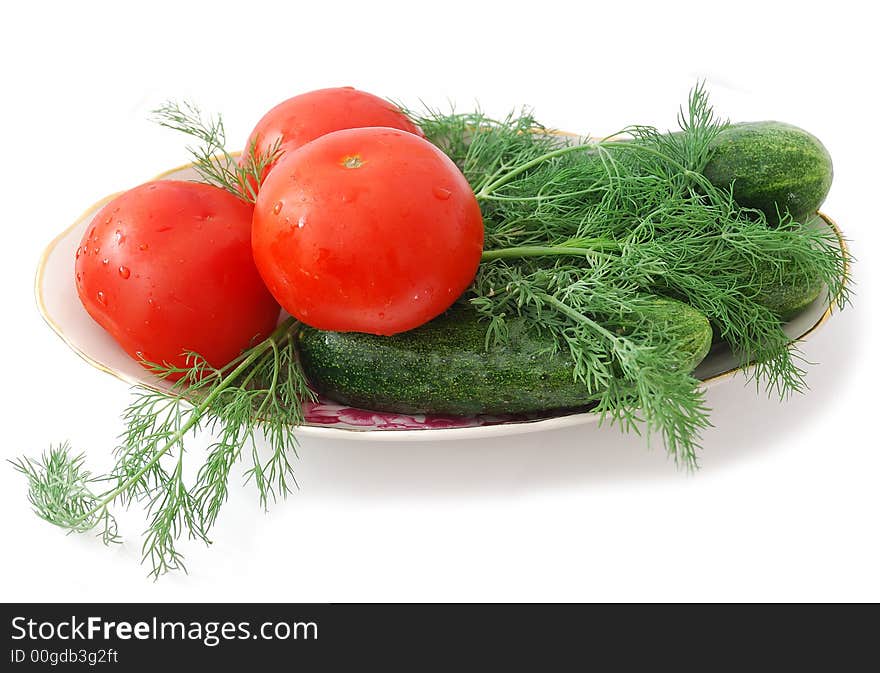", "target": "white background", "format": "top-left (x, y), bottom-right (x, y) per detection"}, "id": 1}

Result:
top-left (2, 1), bottom-right (877, 602)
